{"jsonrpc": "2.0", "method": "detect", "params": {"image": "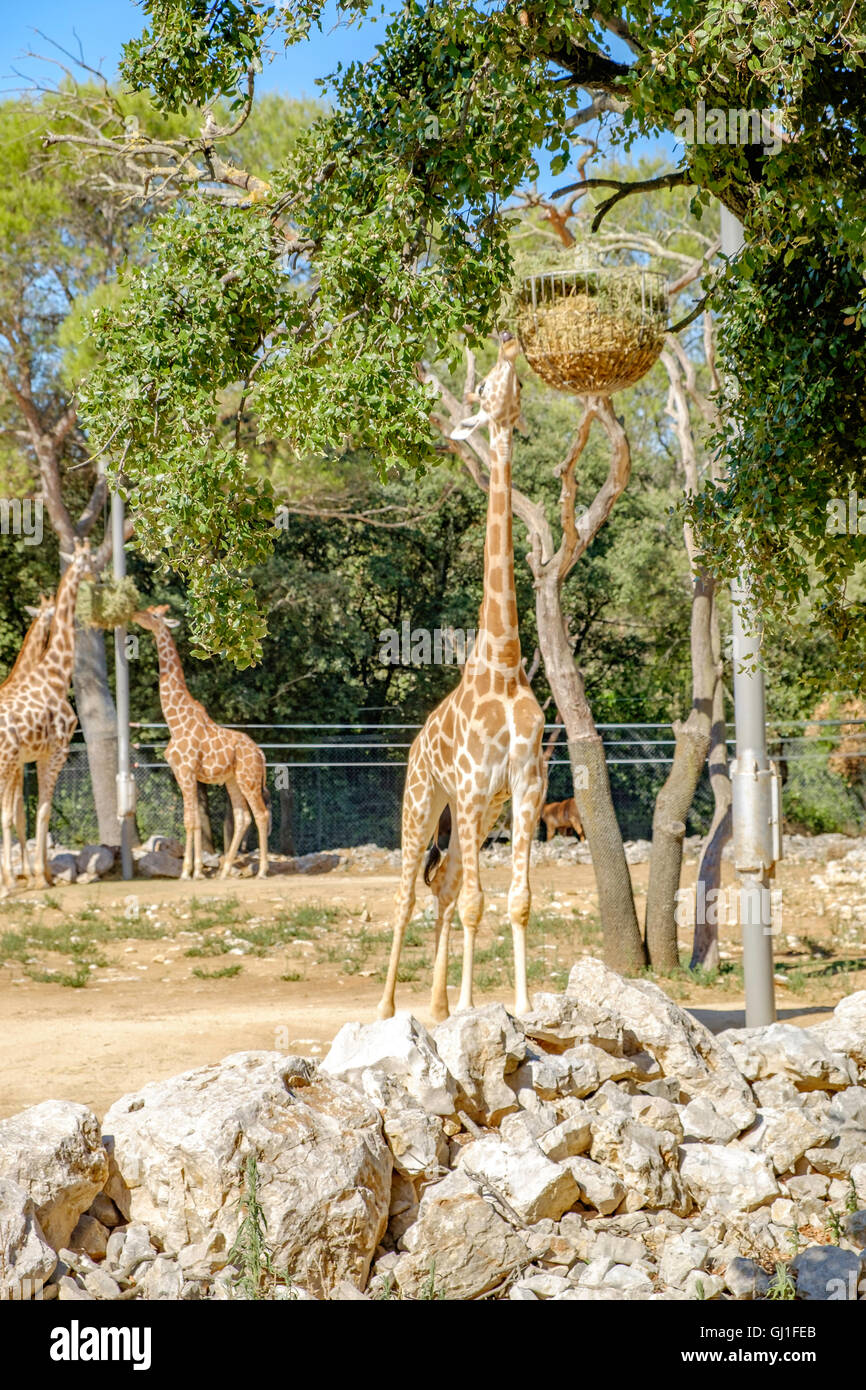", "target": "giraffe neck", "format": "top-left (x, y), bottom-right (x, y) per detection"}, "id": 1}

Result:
top-left (472, 419), bottom-right (522, 678)
top-left (42, 565), bottom-right (84, 693)
top-left (1, 612), bottom-right (50, 690)
top-left (153, 626), bottom-right (195, 732)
